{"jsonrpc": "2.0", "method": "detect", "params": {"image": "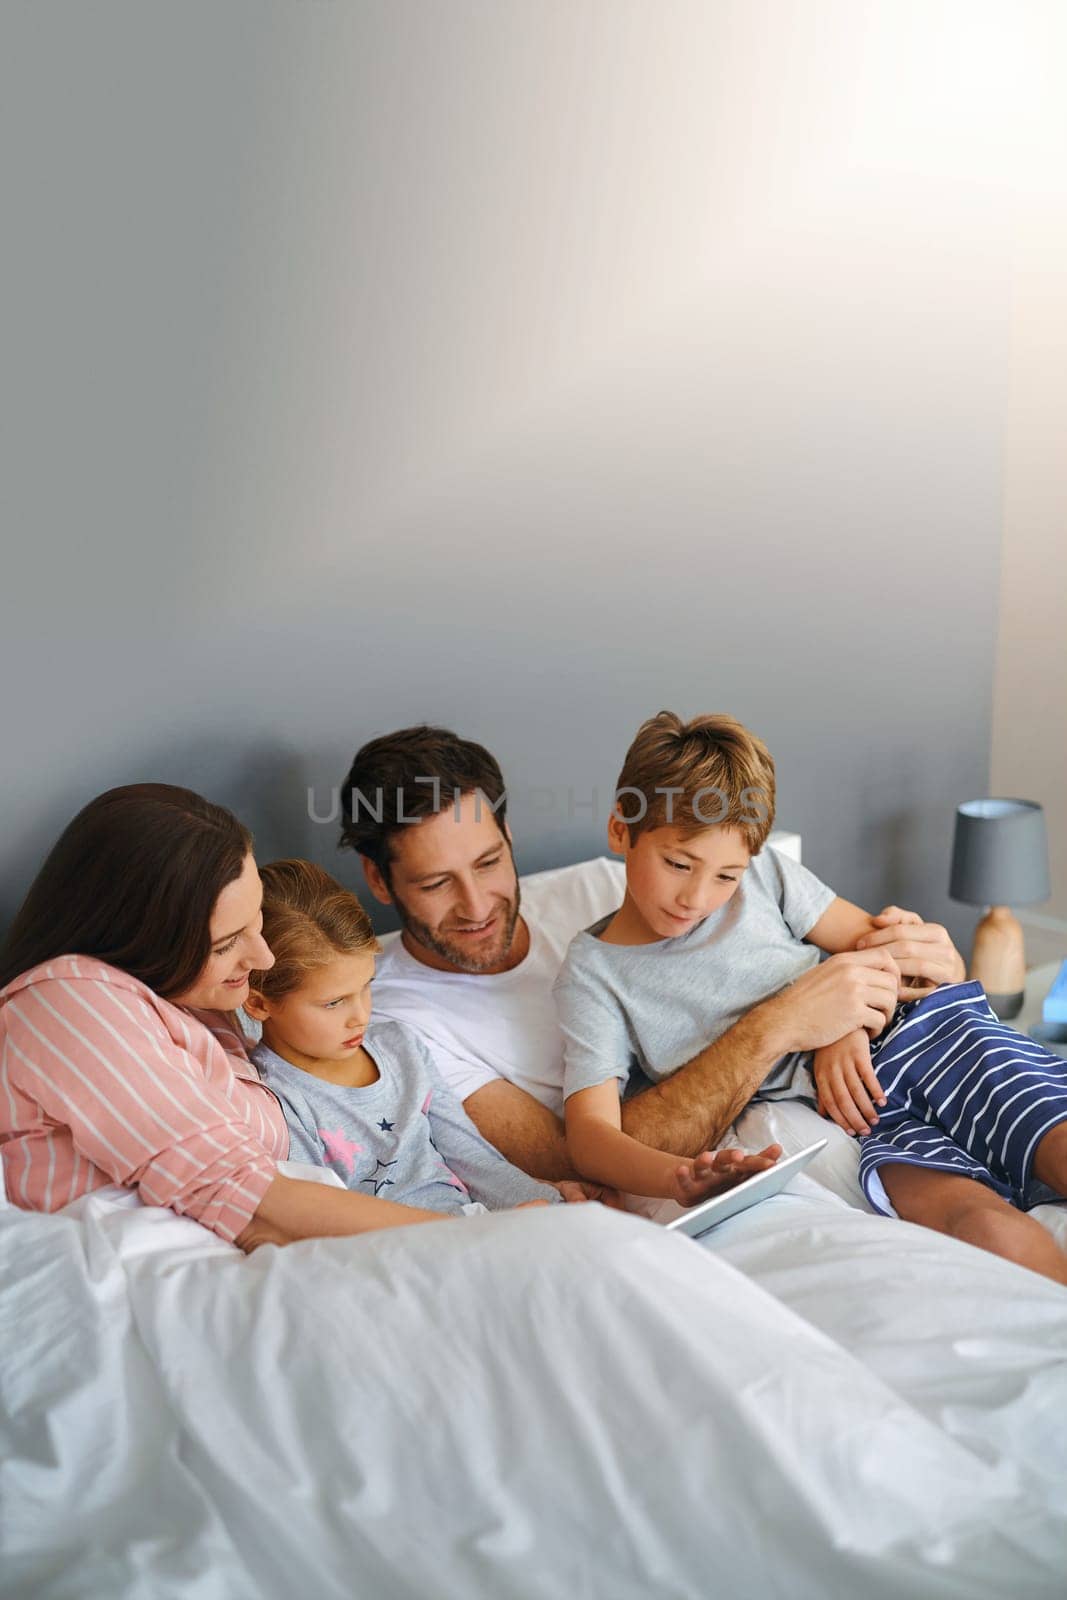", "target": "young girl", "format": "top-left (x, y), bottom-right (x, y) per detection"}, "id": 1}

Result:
top-left (246, 860), bottom-right (563, 1215)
